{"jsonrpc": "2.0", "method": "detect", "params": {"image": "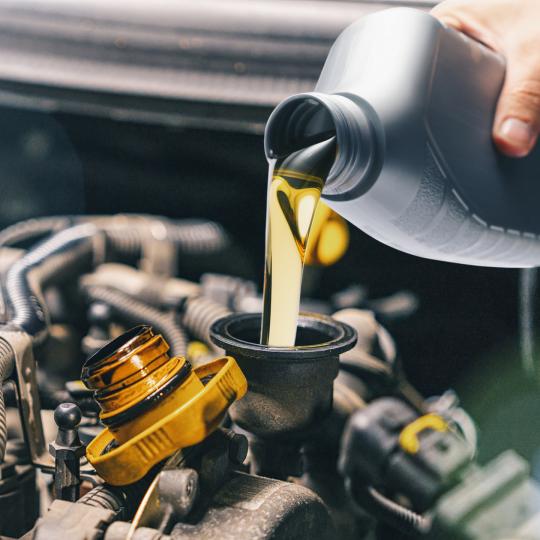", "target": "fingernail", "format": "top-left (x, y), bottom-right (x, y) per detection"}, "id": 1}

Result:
top-left (499, 118), bottom-right (535, 150)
